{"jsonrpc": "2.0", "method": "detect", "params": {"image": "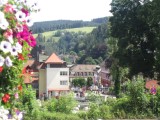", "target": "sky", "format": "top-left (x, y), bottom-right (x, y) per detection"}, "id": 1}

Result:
top-left (32, 0), bottom-right (112, 22)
